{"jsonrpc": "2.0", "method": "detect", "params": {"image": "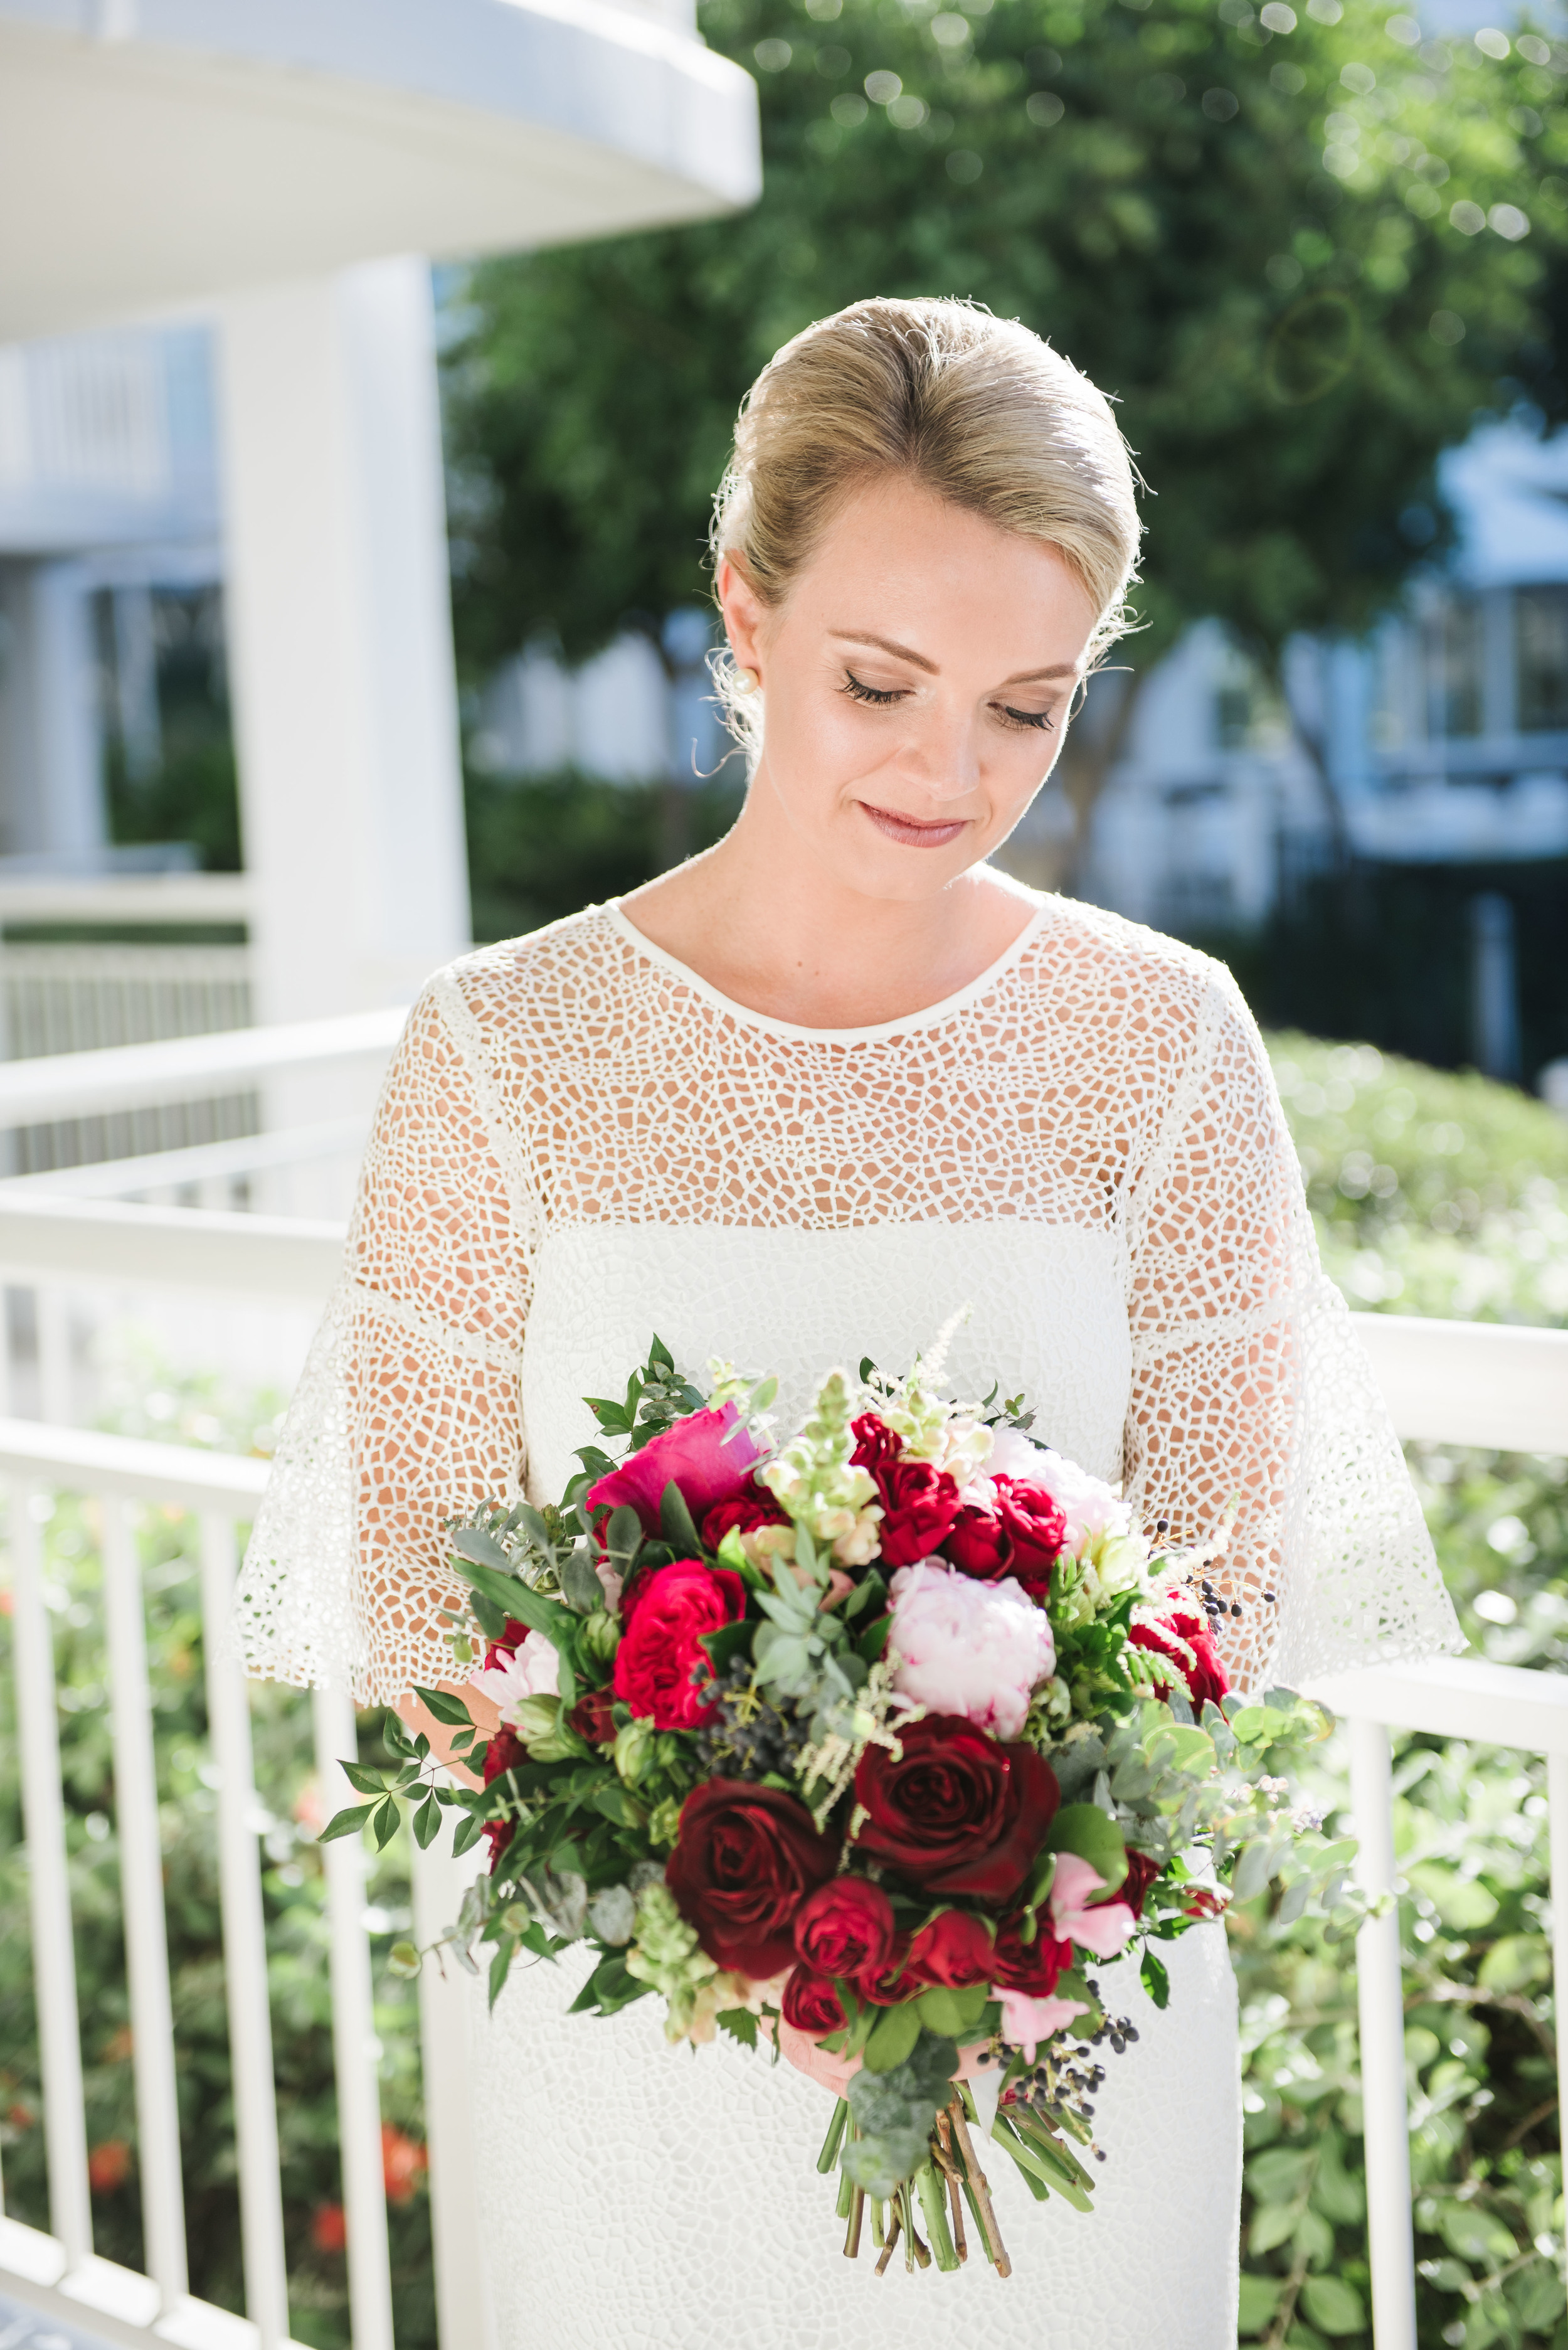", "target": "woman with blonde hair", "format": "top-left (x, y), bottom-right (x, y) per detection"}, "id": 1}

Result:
top-left (241, 295), bottom-right (1455, 2347)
